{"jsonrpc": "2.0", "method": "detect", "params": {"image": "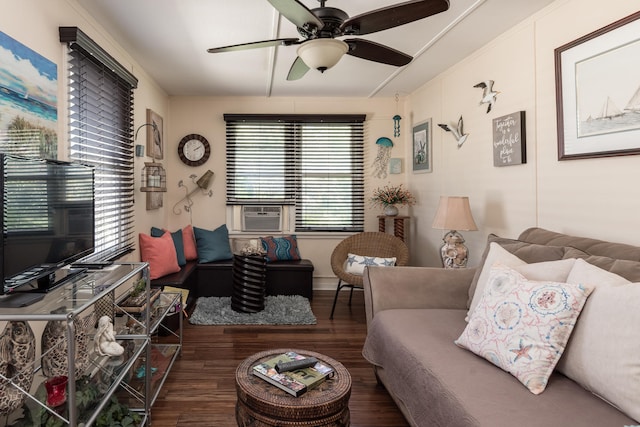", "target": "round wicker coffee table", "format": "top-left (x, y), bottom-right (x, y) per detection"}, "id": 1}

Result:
top-left (235, 349), bottom-right (352, 426)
